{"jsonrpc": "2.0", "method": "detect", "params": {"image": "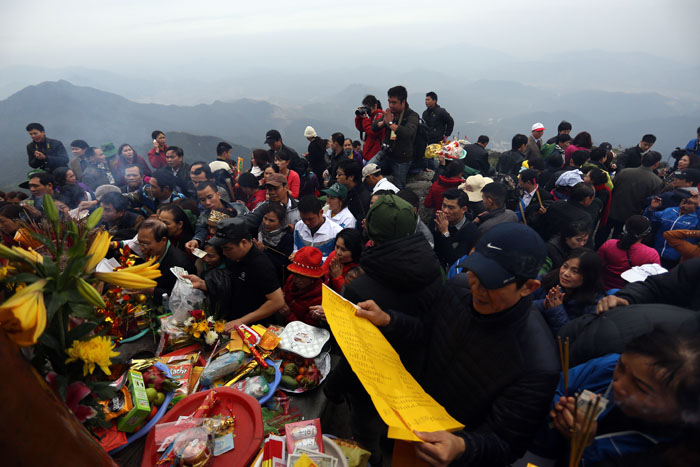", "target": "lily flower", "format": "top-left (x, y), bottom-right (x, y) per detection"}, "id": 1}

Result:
top-left (84, 231), bottom-right (112, 273)
top-left (0, 279), bottom-right (48, 346)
